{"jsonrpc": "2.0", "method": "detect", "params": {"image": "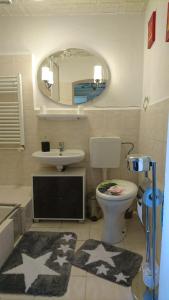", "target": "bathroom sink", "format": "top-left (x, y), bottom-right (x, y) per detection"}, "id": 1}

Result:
top-left (32, 149), bottom-right (85, 170)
